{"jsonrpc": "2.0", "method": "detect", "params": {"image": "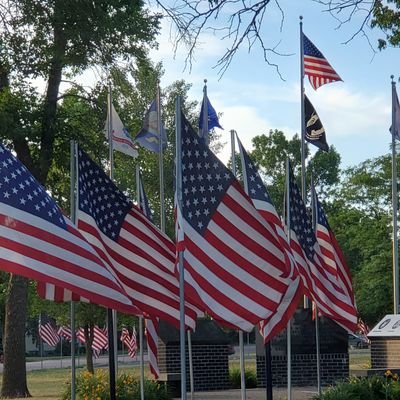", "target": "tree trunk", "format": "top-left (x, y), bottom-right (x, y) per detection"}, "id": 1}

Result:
top-left (1, 6), bottom-right (66, 396)
top-left (1, 275), bottom-right (30, 398)
top-left (85, 325), bottom-right (94, 374)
